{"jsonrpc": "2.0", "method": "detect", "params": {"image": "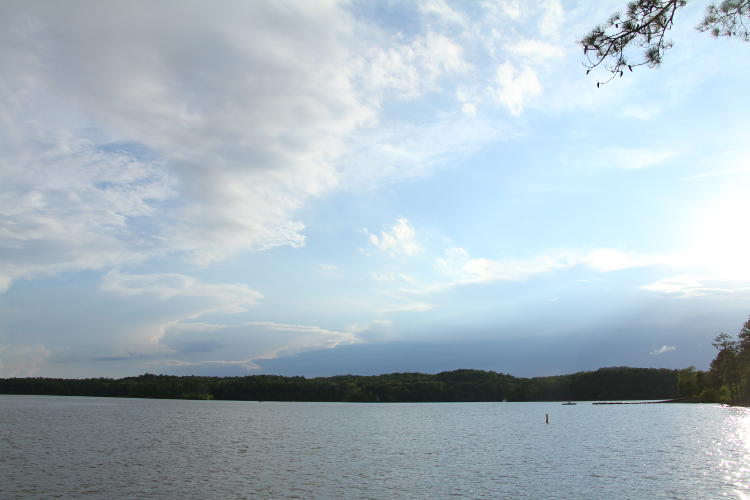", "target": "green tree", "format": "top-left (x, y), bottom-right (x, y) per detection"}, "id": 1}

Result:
top-left (710, 330), bottom-right (744, 403)
top-left (581, 0), bottom-right (750, 85)
top-left (736, 316), bottom-right (750, 401)
top-left (677, 366), bottom-right (703, 397)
